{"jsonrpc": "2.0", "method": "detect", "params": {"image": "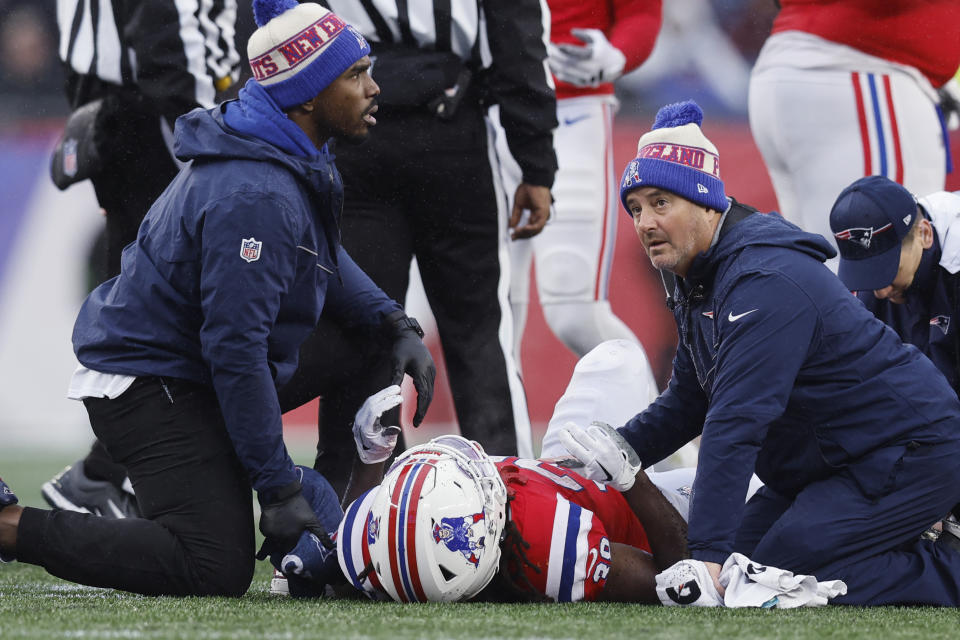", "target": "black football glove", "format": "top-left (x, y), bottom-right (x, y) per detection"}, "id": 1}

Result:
top-left (256, 481), bottom-right (333, 561)
top-left (384, 311), bottom-right (436, 426)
